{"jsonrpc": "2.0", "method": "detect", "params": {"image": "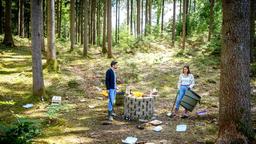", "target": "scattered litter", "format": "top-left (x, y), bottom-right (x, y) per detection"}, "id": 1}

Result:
top-left (122, 136), bottom-right (137, 144)
top-left (97, 97), bottom-right (103, 100)
top-left (176, 124), bottom-right (187, 132)
top-left (51, 96), bottom-right (62, 105)
top-left (195, 122), bottom-right (206, 126)
top-left (139, 119), bottom-right (148, 123)
top-left (95, 87), bottom-right (102, 91)
top-left (149, 120), bottom-right (162, 126)
top-left (153, 126), bottom-right (163, 132)
top-left (166, 112), bottom-right (172, 117)
top-left (88, 105), bottom-right (96, 109)
top-left (159, 140), bottom-right (168, 144)
top-left (22, 104), bottom-right (33, 108)
top-left (80, 99), bottom-right (86, 102)
top-left (196, 110), bottom-right (207, 116)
